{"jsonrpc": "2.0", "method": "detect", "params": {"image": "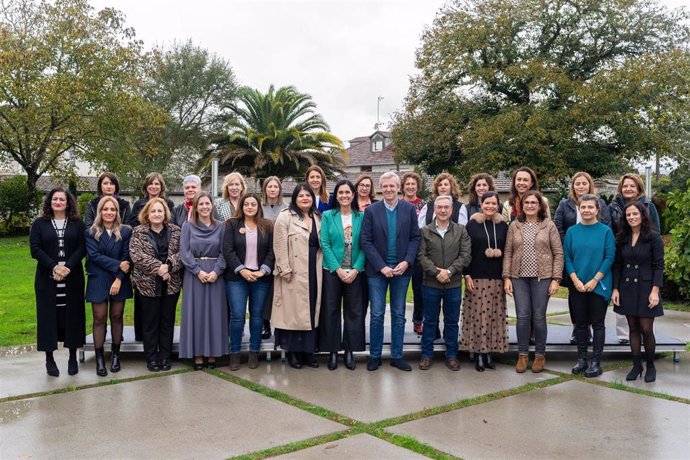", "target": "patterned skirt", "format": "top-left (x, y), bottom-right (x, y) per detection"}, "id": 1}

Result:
top-left (460, 278), bottom-right (508, 353)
